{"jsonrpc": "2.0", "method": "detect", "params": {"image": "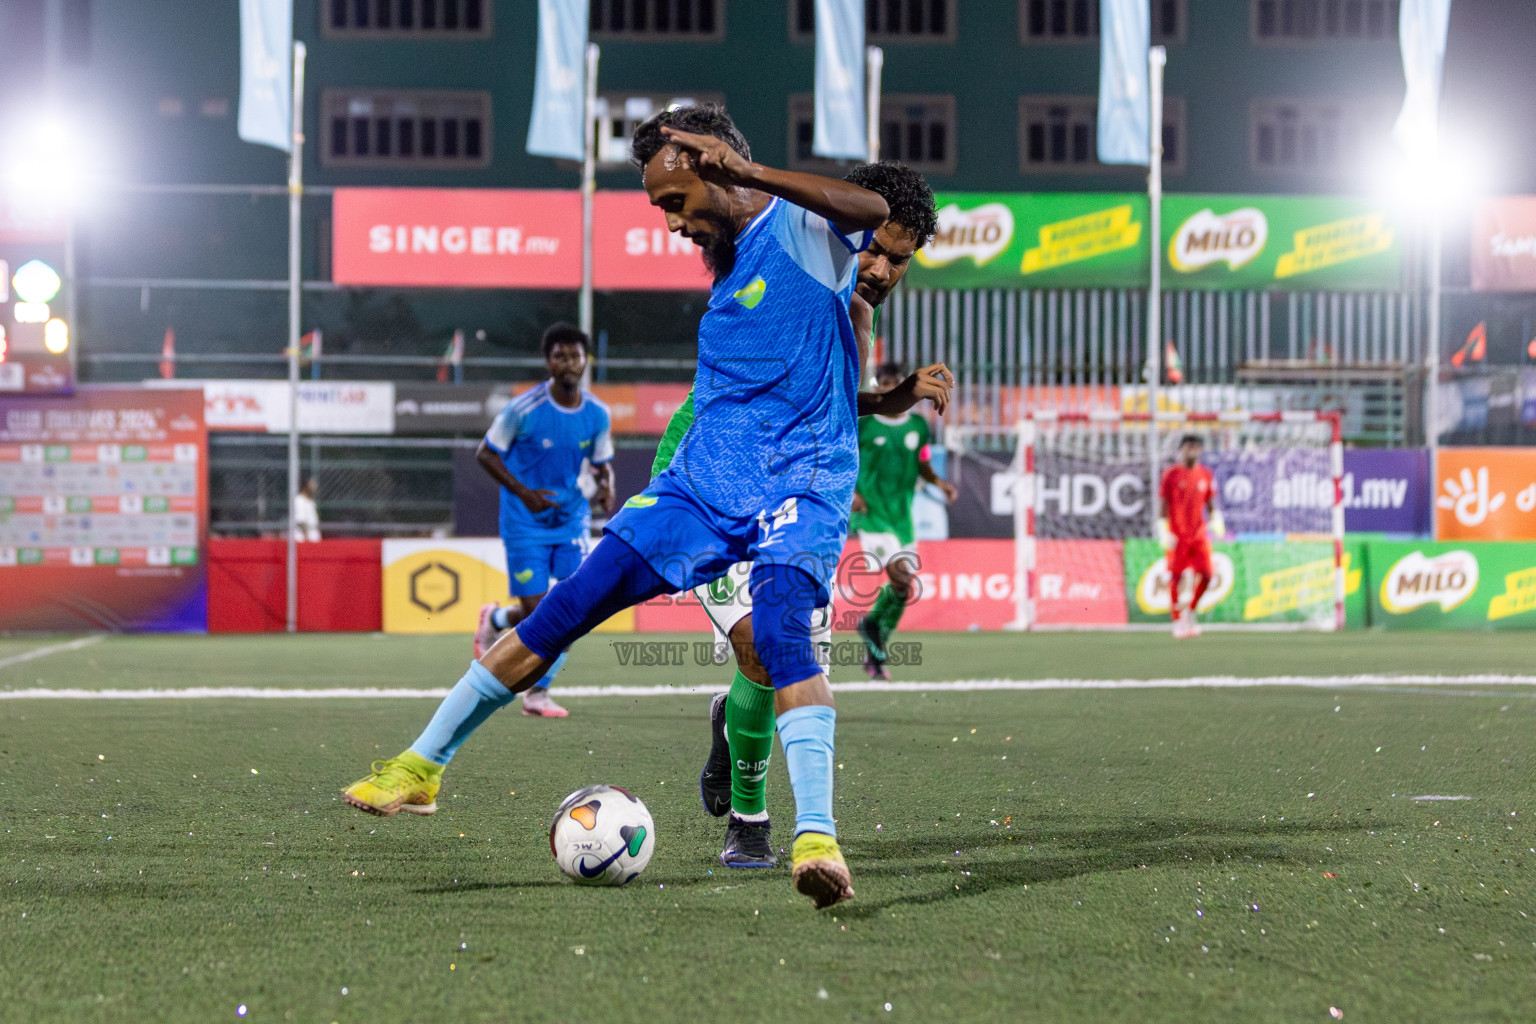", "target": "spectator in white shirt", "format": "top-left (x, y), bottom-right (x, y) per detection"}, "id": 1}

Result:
top-left (293, 476), bottom-right (321, 542)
